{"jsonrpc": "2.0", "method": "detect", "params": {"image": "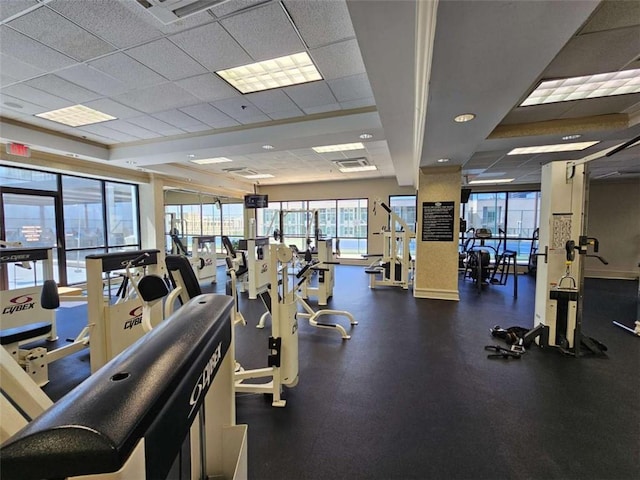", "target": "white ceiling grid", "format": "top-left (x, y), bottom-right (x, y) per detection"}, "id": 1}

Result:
top-left (0, 0), bottom-right (638, 188)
